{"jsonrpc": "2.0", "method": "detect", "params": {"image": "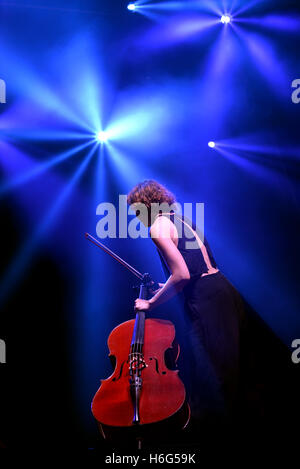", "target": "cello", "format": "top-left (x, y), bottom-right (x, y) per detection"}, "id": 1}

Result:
top-left (85, 234), bottom-right (190, 444)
